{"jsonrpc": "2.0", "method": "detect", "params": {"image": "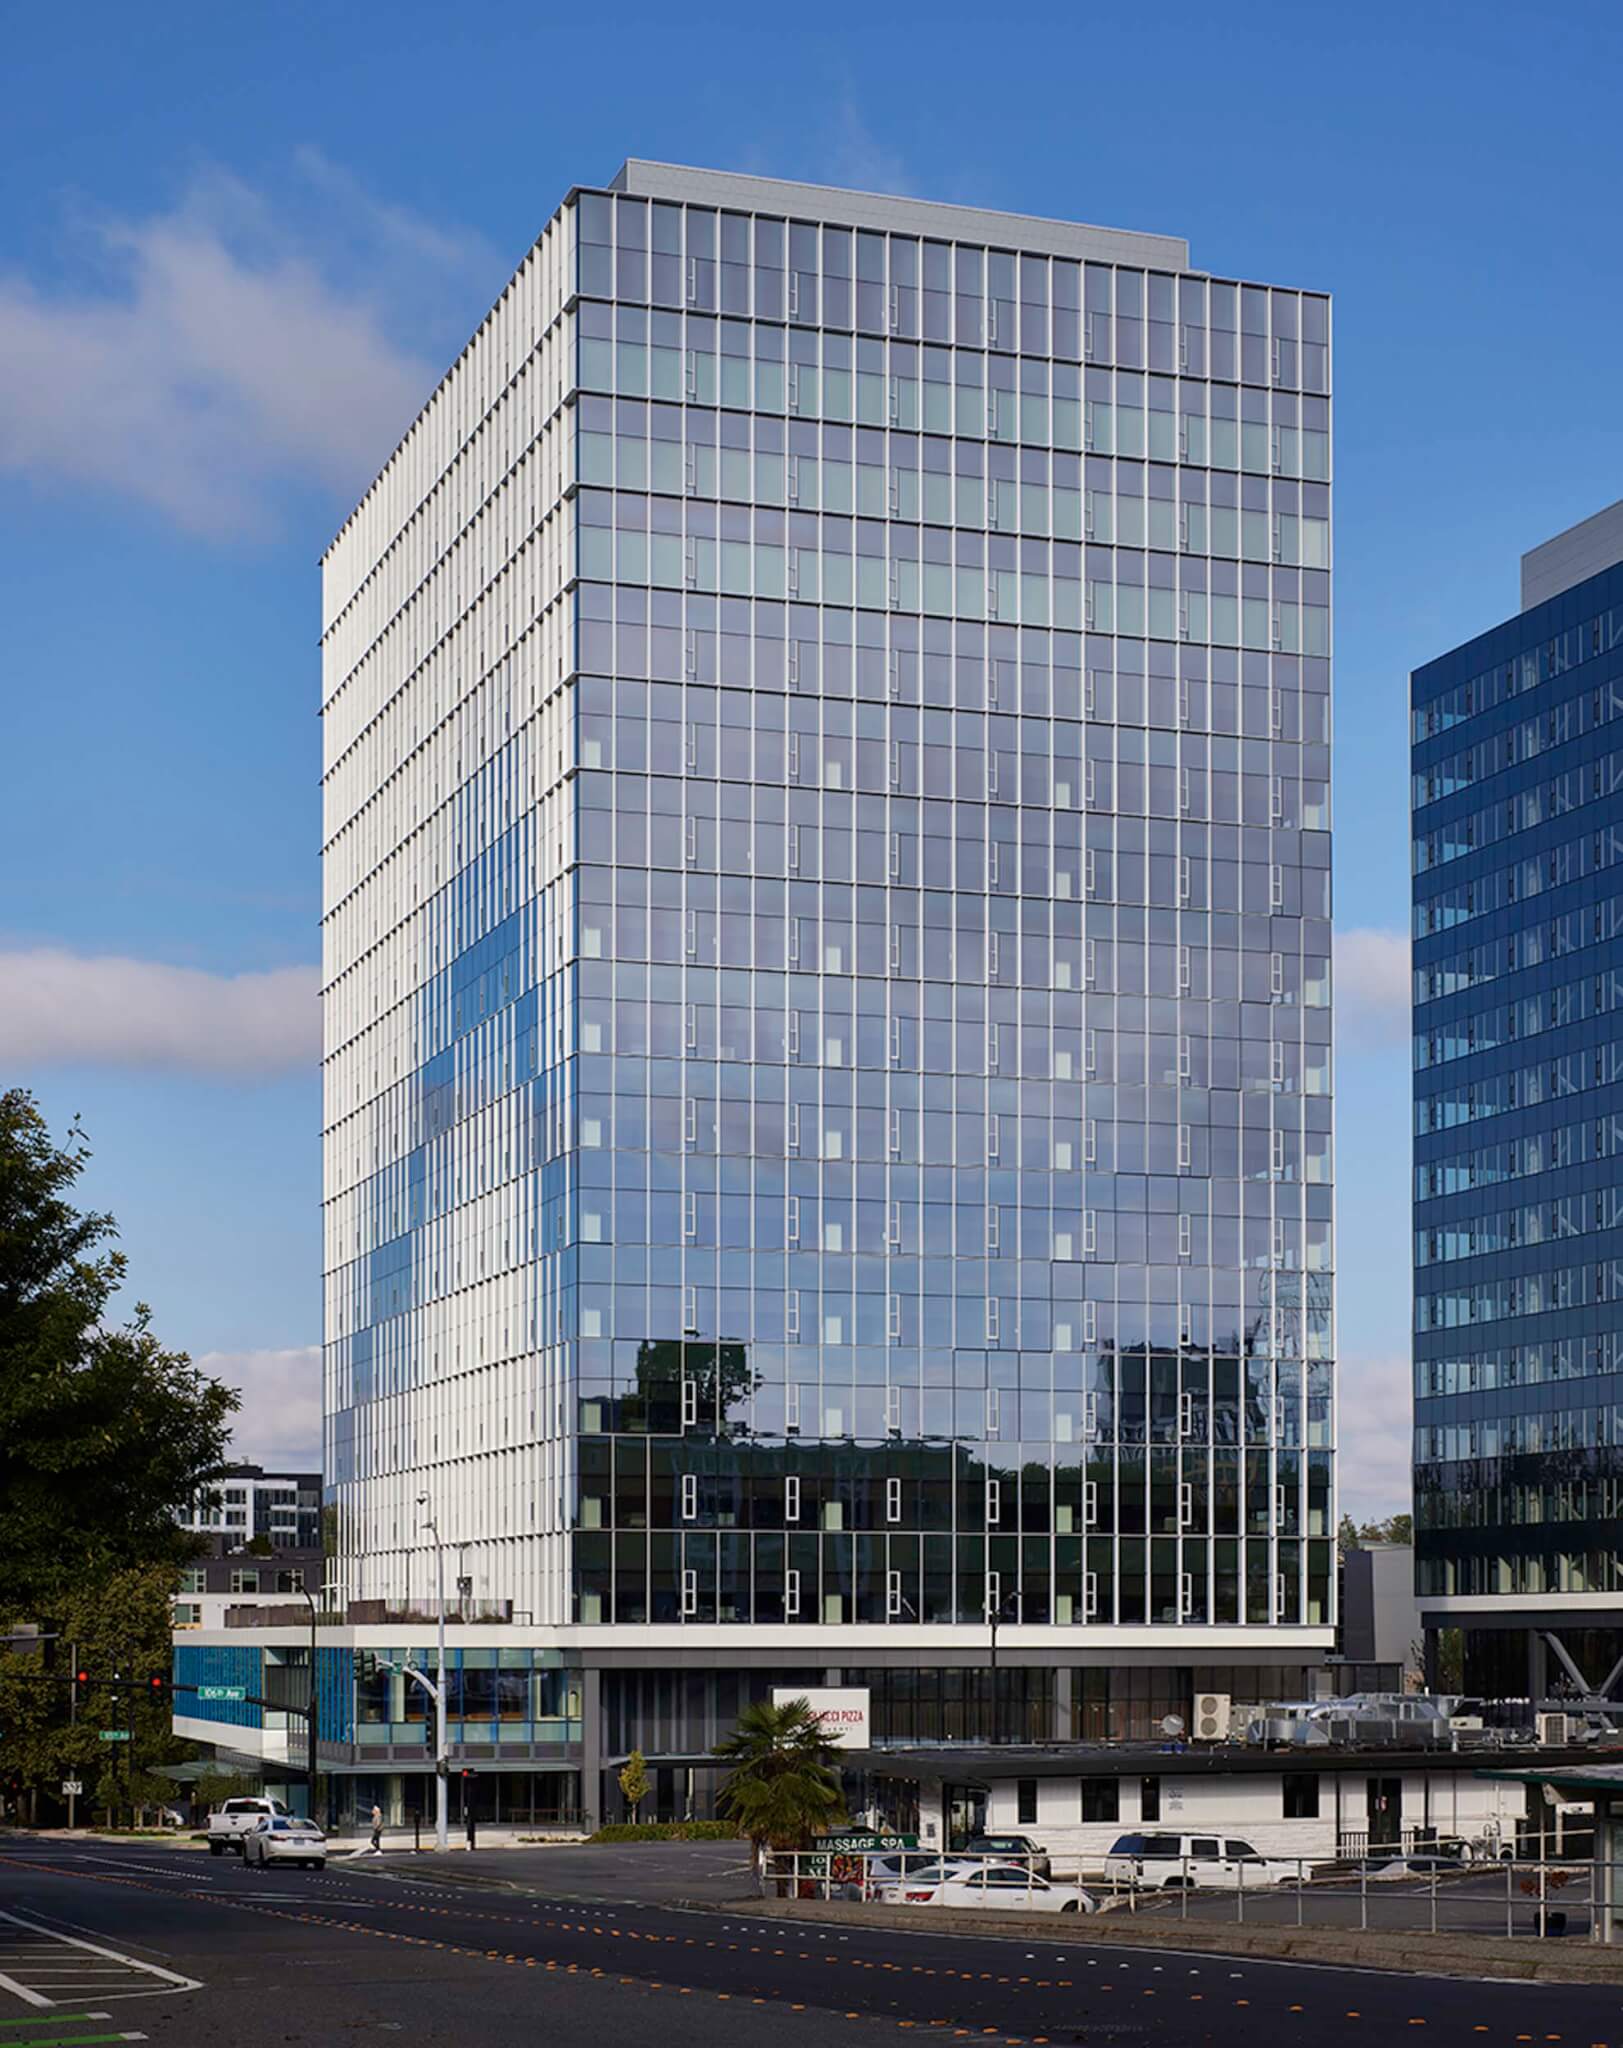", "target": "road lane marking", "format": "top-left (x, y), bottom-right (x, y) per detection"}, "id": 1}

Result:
top-left (0, 1917), bottom-right (200, 2009)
